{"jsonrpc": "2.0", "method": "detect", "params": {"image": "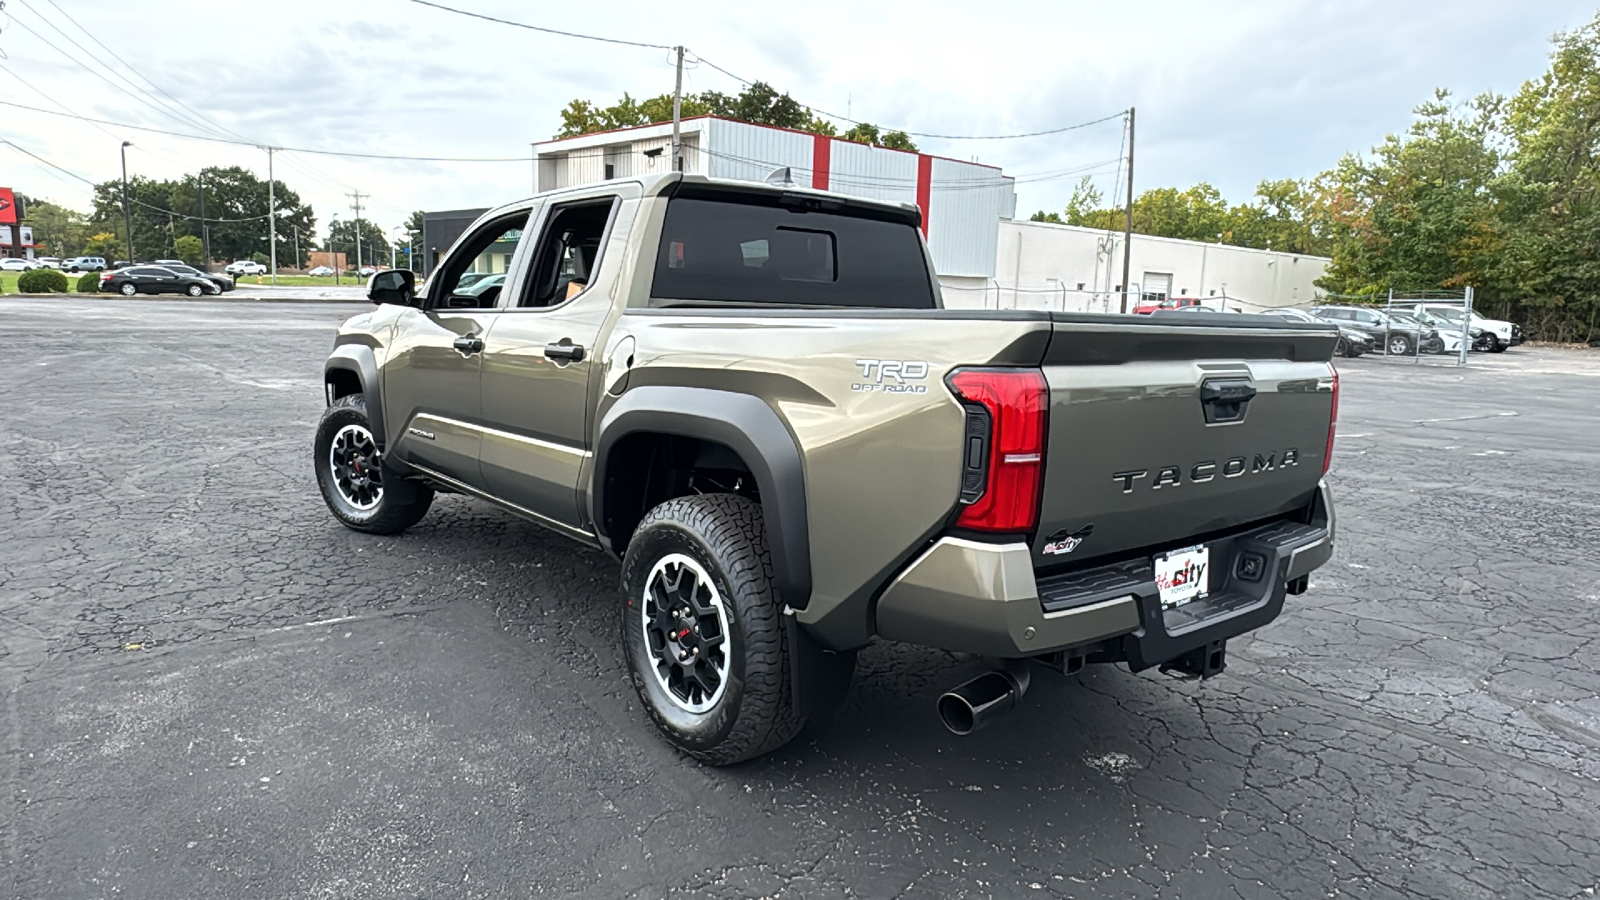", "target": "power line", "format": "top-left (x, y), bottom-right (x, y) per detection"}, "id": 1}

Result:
top-left (0, 98), bottom-right (531, 161)
top-left (691, 53), bottom-right (1127, 141)
top-left (31, 0), bottom-right (259, 145)
top-left (406, 0), bottom-right (670, 49)
top-left (0, 139), bottom-right (271, 222)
